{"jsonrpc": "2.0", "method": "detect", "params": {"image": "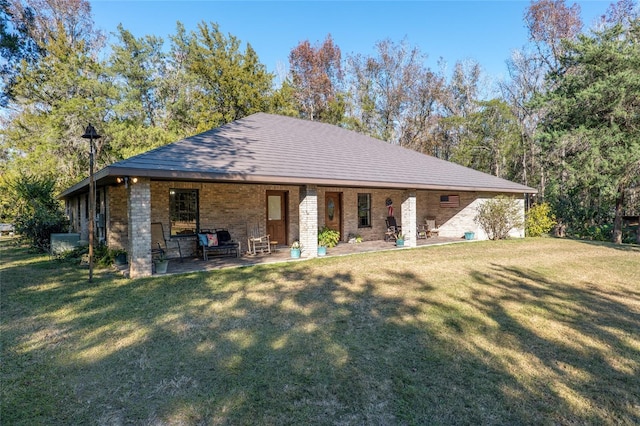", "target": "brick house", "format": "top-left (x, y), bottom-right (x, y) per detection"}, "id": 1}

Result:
top-left (60, 113), bottom-right (537, 278)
